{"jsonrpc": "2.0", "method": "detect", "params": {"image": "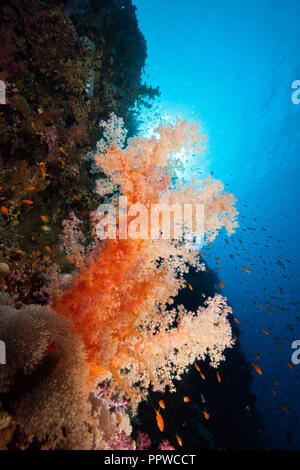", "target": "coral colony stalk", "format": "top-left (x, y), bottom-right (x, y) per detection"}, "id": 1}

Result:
top-left (53, 114), bottom-right (238, 413)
